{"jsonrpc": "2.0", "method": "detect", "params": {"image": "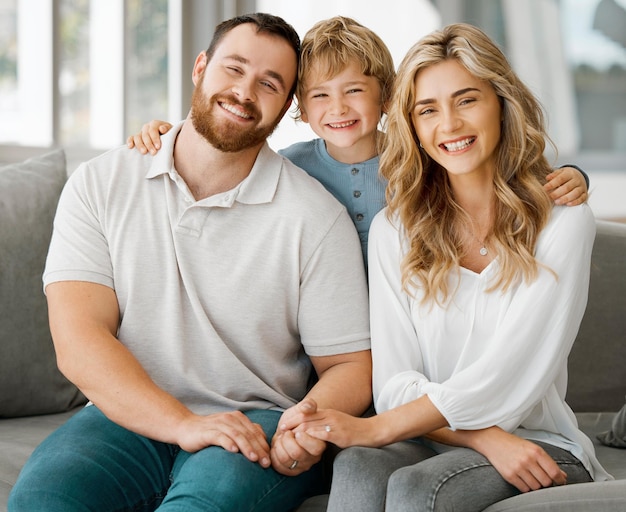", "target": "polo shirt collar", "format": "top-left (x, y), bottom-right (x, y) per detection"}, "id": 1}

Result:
top-left (144, 121), bottom-right (183, 180)
top-left (236, 143), bottom-right (281, 205)
top-left (145, 122), bottom-right (281, 205)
